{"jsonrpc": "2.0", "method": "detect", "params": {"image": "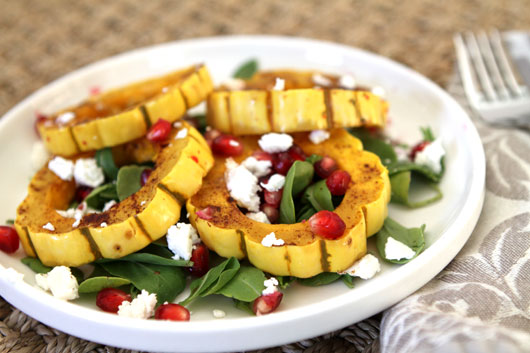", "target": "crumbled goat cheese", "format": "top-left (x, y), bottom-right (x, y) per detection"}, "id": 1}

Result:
top-left (162, 86), bottom-right (169, 93)
top-left (74, 158), bottom-right (105, 188)
top-left (246, 211), bottom-right (270, 224)
top-left (341, 254), bottom-right (381, 280)
top-left (56, 111), bottom-right (76, 125)
top-left (258, 133), bottom-right (293, 153)
top-left (312, 73), bottom-right (332, 87)
top-left (173, 121), bottom-right (182, 128)
top-left (56, 206), bottom-right (88, 228)
top-left (31, 141), bottom-right (50, 171)
top-left (42, 222), bottom-right (55, 231)
top-left (308, 130), bottom-right (330, 144)
top-left (175, 128), bottom-right (188, 139)
top-left (413, 138), bottom-right (445, 174)
top-left (371, 86), bottom-right (386, 98)
top-left (222, 78), bottom-right (245, 91)
top-left (140, 201), bottom-right (146, 206)
top-left (242, 156), bottom-right (272, 178)
top-left (272, 78), bottom-right (285, 91)
top-left (102, 200), bottom-right (117, 212)
top-left (261, 232), bottom-right (285, 247)
top-left (118, 290), bottom-right (157, 319)
top-left (35, 266), bottom-right (79, 300)
top-left (225, 158), bottom-right (261, 212)
top-left (385, 237), bottom-right (416, 260)
top-left (262, 277), bottom-right (279, 295)
top-left (1, 268), bottom-right (24, 283)
top-left (212, 309), bottom-right (226, 318)
top-left (100, 222), bottom-right (107, 228)
top-left (260, 174), bottom-right (285, 192)
top-left (339, 74), bottom-right (356, 89)
top-left (48, 156), bottom-right (74, 181)
top-left (167, 223), bottom-right (200, 261)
